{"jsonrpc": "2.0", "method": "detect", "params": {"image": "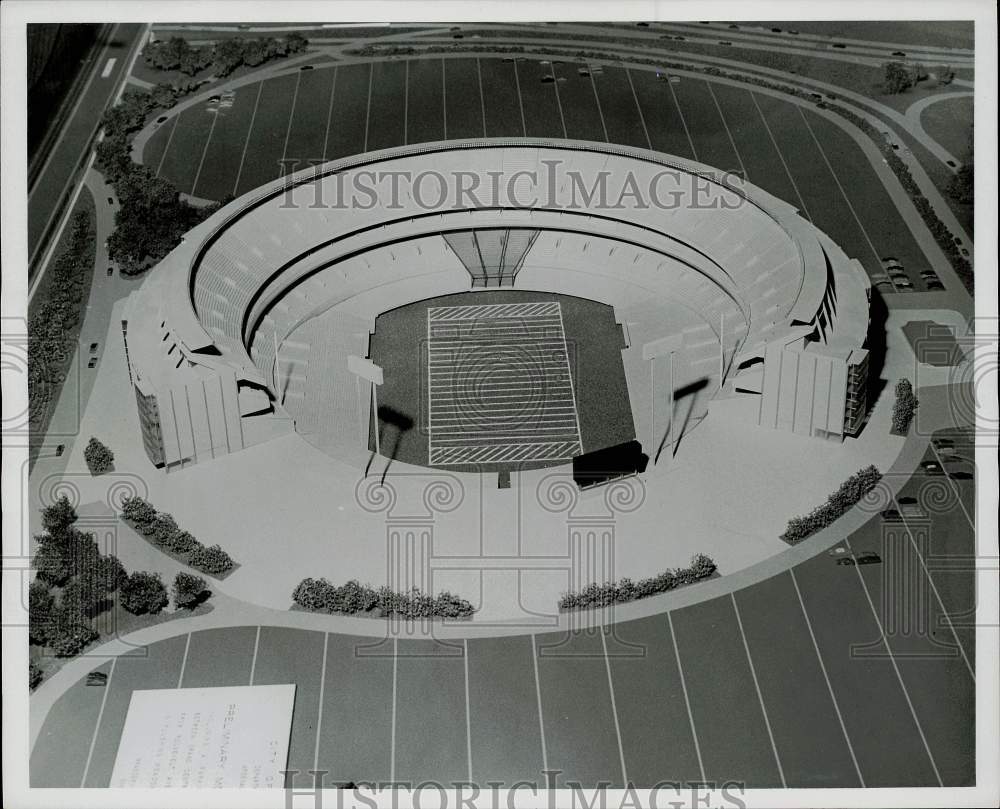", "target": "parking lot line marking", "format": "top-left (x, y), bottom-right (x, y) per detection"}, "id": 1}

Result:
top-left (893, 503), bottom-right (976, 681)
top-left (731, 593), bottom-right (787, 787)
top-left (625, 69), bottom-right (653, 151)
top-left (477, 59), bottom-right (488, 137)
top-left (281, 70), bottom-right (303, 174)
top-left (530, 634), bottom-right (549, 773)
top-left (590, 72), bottom-right (610, 142)
top-left (154, 115), bottom-right (179, 178)
top-left (177, 632), bottom-right (191, 687)
top-left (442, 58), bottom-right (448, 139)
top-left (249, 625), bottom-right (261, 685)
top-left (550, 65), bottom-right (568, 139)
top-left (667, 81), bottom-right (699, 162)
top-left (748, 90), bottom-right (812, 221)
top-left (80, 657), bottom-right (117, 787)
top-left (191, 110), bottom-right (219, 197)
top-left (707, 82), bottom-right (747, 179)
top-left (464, 639), bottom-right (473, 783)
top-left (667, 611), bottom-right (706, 781)
top-left (796, 105), bottom-right (882, 265)
top-left (789, 569), bottom-right (865, 786)
top-left (390, 636), bottom-right (398, 782)
top-left (233, 81), bottom-right (265, 195)
top-left (600, 630), bottom-right (628, 786)
top-left (845, 545), bottom-right (943, 786)
top-left (403, 61), bottom-right (409, 145)
top-left (322, 66), bottom-right (338, 160)
top-left (313, 633), bottom-right (329, 774)
top-left (513, 60), bottom-right (527, 137)
top-left (362, 63), bottom-right (373, 153)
